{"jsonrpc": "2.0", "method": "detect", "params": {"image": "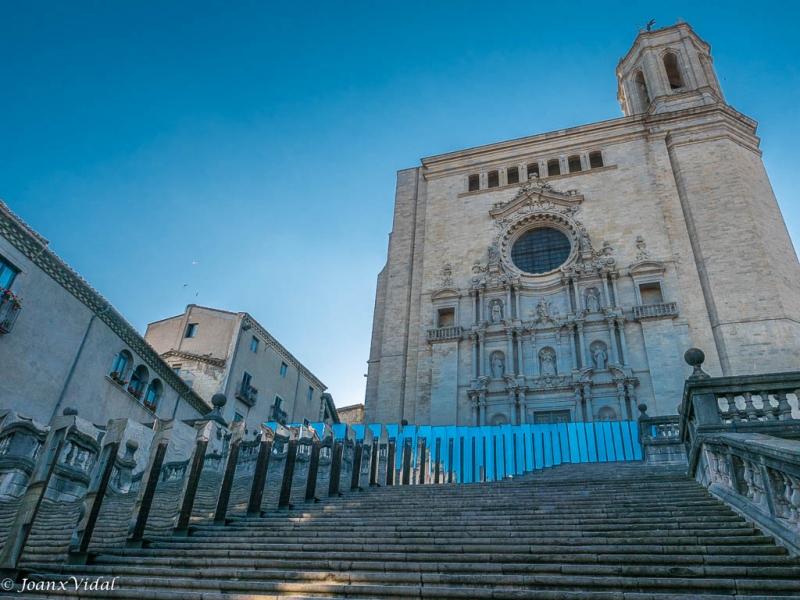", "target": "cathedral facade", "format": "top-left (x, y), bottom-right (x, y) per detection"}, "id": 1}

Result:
top-left (365, 22), bottom-right (800, 427)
